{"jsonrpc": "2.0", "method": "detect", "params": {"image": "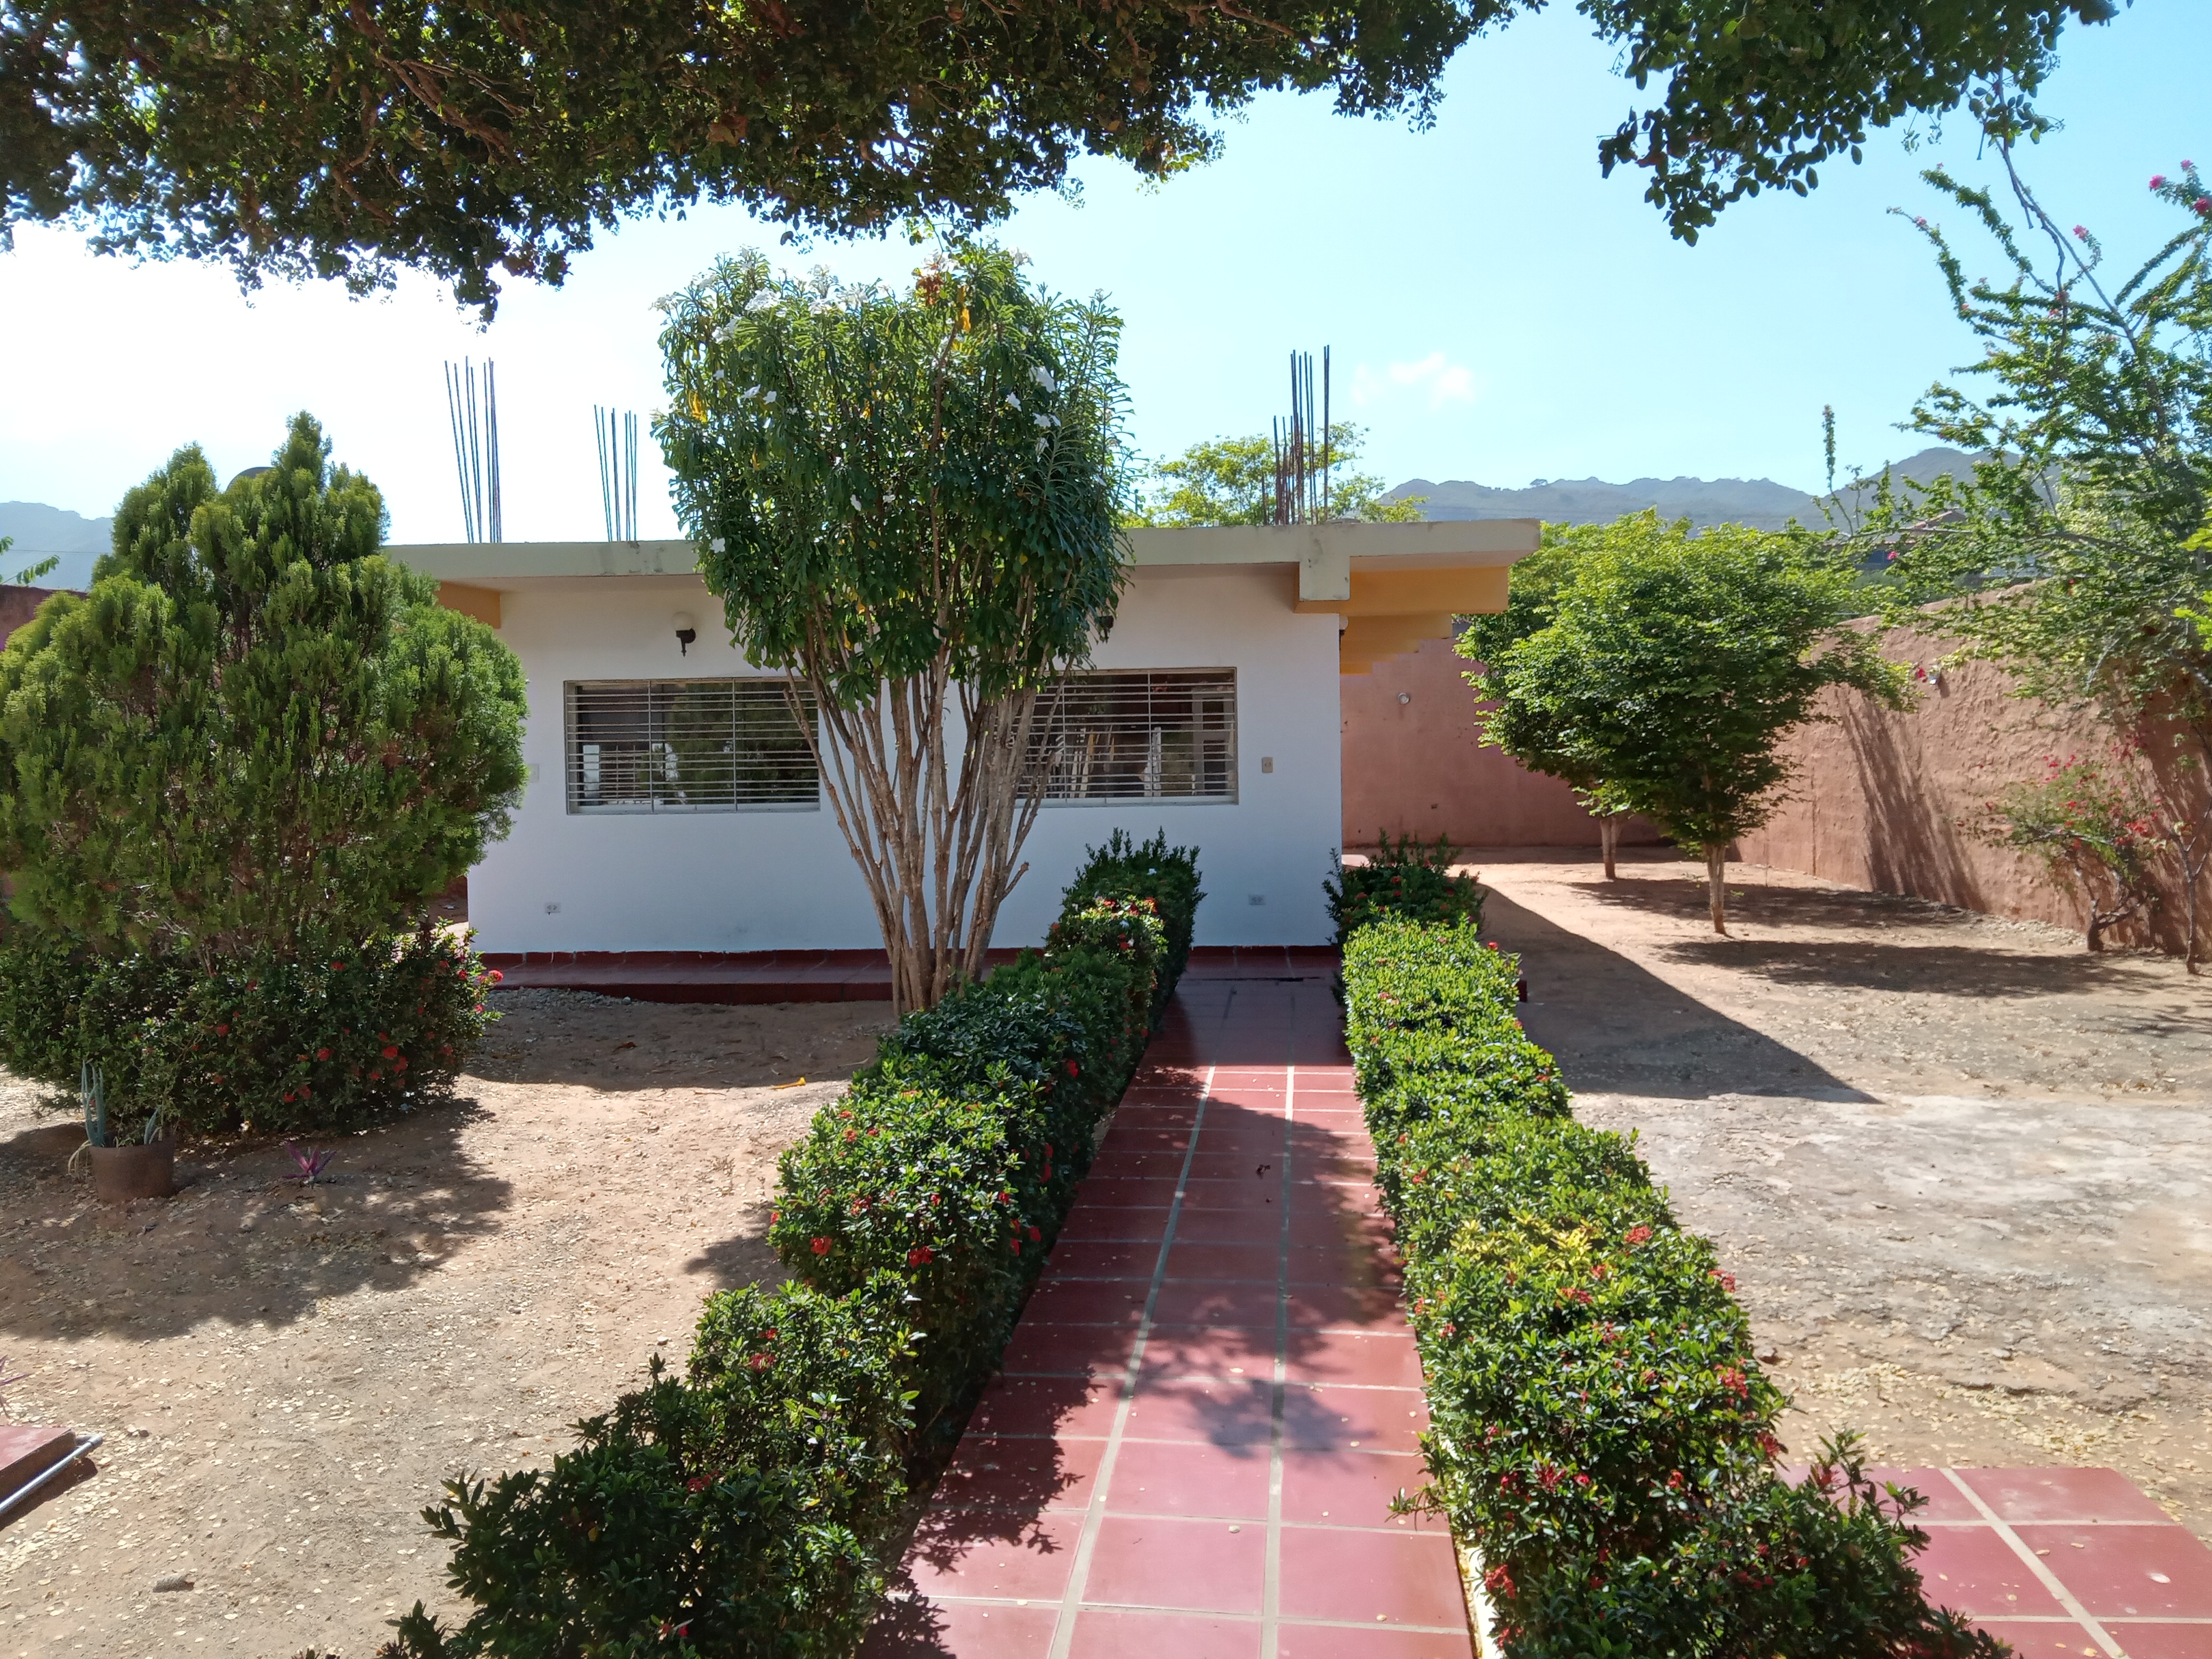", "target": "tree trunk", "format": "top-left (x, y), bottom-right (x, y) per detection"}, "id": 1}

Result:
top-left (789, 663), bottom-right (1055, 1017)
top-left (1599, 816), bottom-right (1619, 881)
top-left (1705, 843), bottom-right (1729, 935)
